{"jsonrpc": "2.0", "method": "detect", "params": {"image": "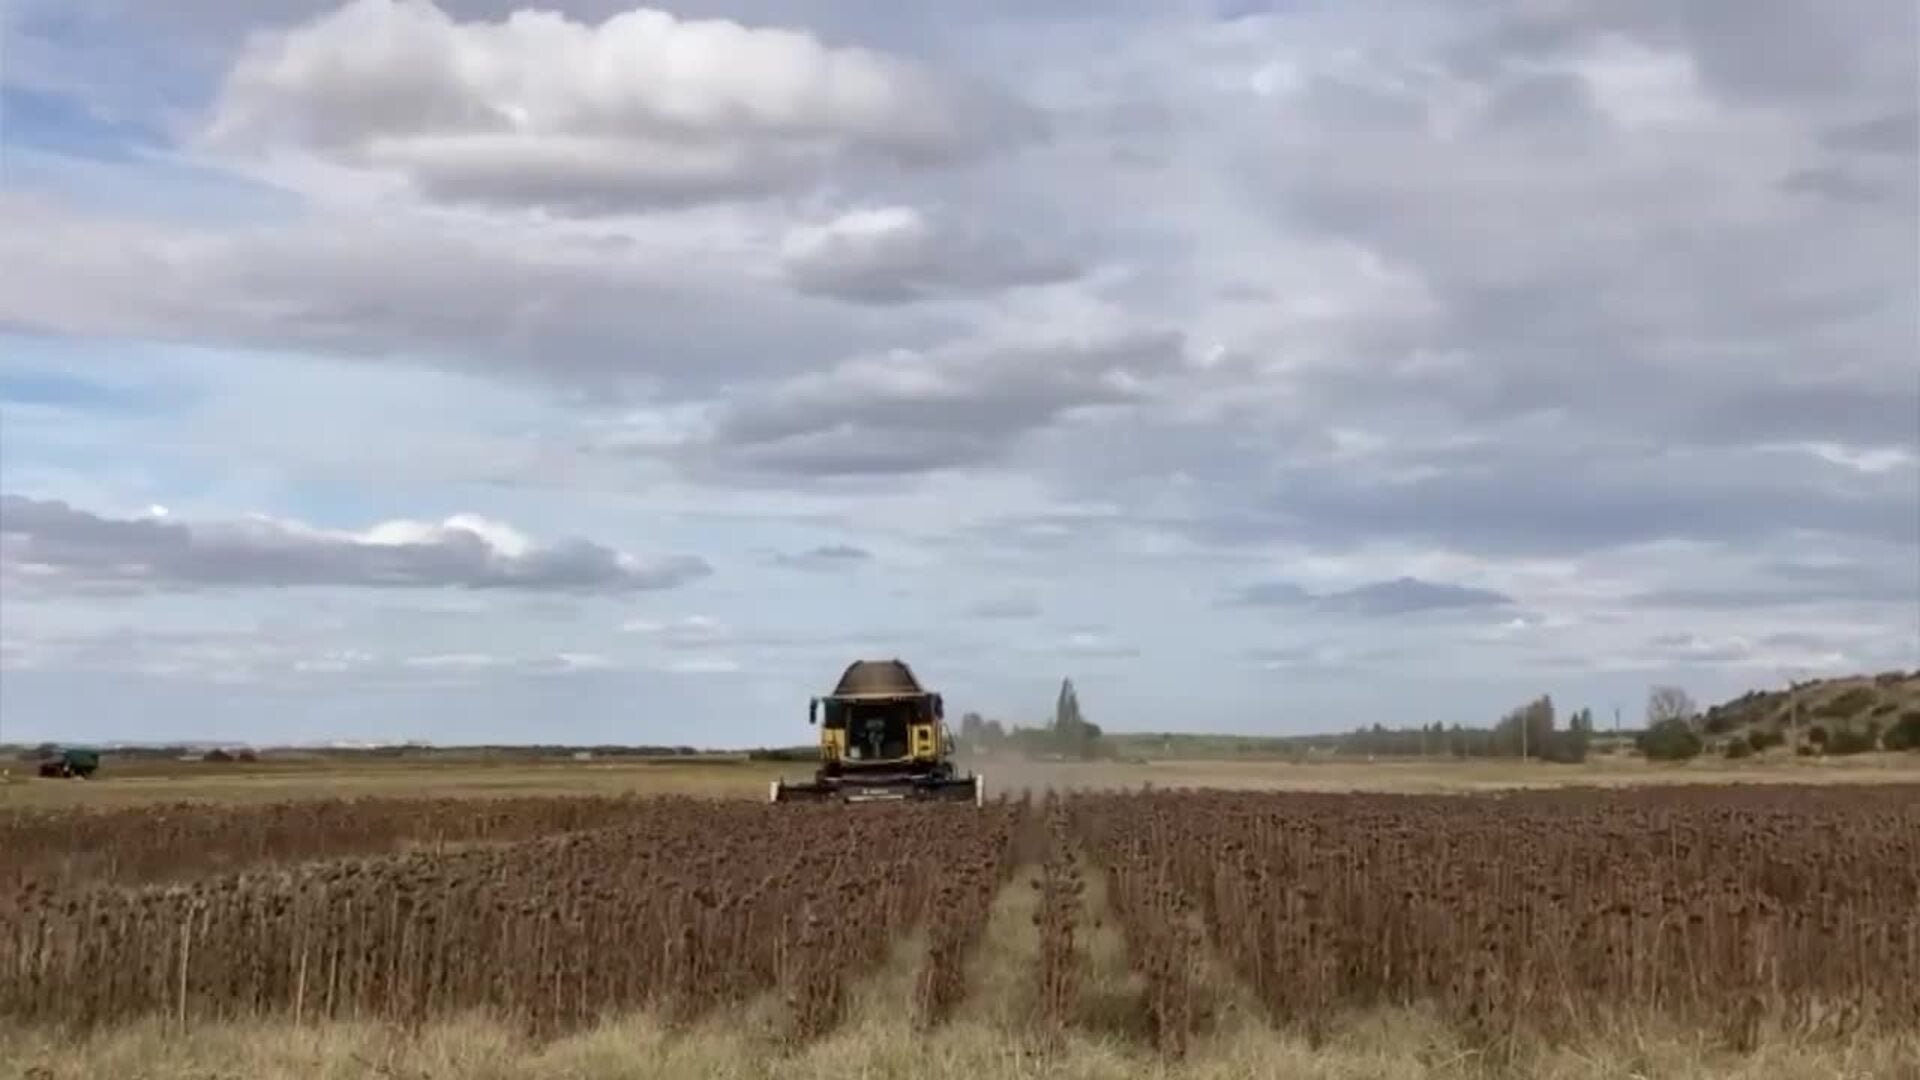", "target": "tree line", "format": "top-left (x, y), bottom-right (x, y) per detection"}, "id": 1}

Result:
top-left (1331, 696), bottom-right (1598, 762)
top-left (957, 677), bottom-right (1105, 759)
